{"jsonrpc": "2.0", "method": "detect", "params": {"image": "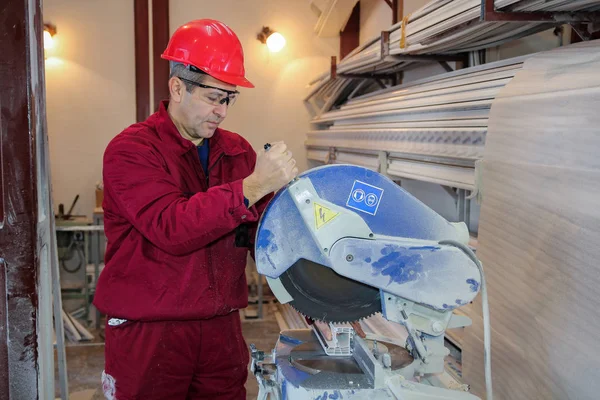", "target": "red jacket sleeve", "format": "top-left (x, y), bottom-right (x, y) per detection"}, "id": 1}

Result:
top-left (103, 136), bottom-right (259, 256)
